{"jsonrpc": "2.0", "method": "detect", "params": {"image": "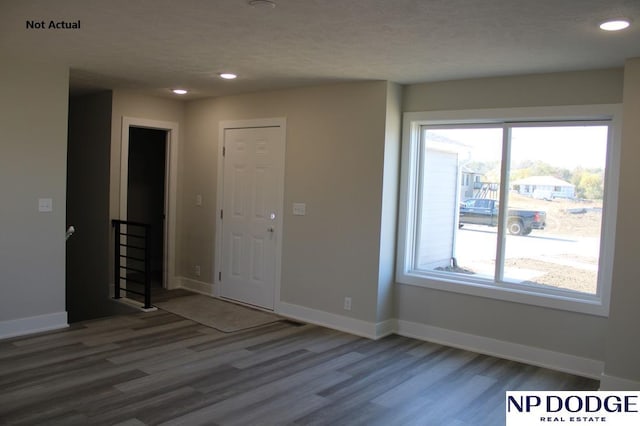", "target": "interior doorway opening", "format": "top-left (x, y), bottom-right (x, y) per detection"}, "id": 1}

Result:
top-left (127, 127), bottom-right (167, 289)
top-left (119, 116), bottom-right (179, 295)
